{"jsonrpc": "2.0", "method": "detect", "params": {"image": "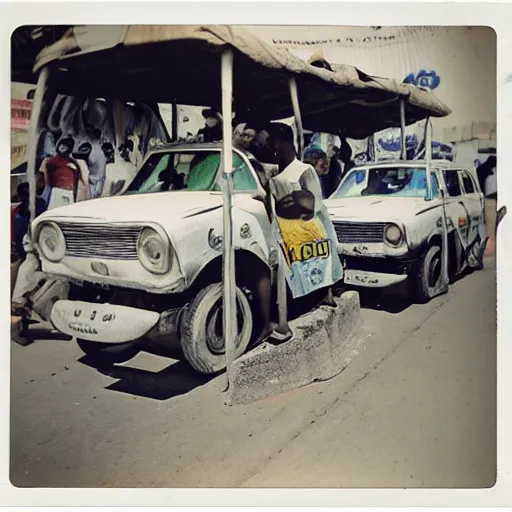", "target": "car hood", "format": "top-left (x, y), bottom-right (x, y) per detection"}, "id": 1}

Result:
top-left (325, 196), bottom-right (428, 223)
top-left (36, 191), bottom-right (226, 225)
